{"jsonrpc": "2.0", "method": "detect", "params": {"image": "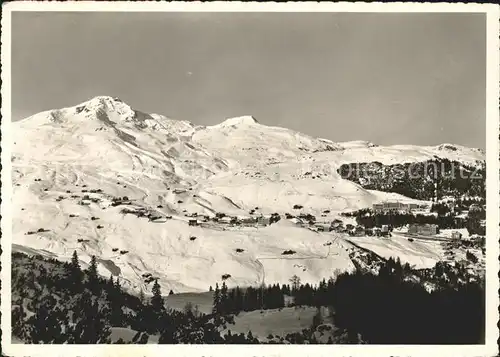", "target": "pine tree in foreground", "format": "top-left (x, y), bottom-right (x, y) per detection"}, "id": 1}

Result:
top-left (219, 282), bottom-right (228, 314)
top-left (151, 279), bottom-right (165, 314)
top-left (68, 250), bottom-right (83, 290)
top-left (87, 255), bottom-right (99, 291)
top-left (70, 250), bottom-right (80, 272)
top-left (212, 283), bottom-right (220, 314)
